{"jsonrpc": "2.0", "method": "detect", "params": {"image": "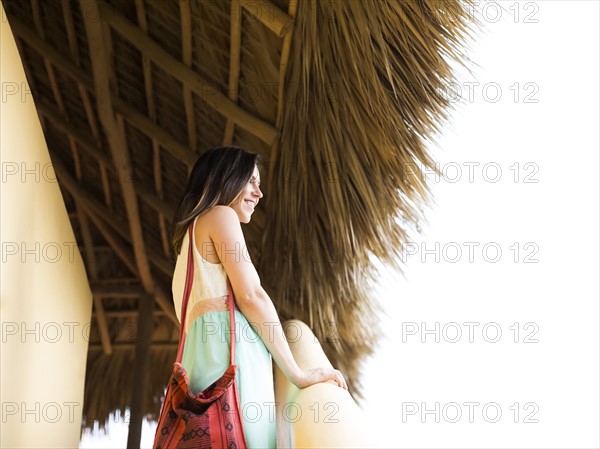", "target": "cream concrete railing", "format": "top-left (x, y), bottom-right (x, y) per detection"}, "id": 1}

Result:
top-left (274, 320), bottom-right (372, 448)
